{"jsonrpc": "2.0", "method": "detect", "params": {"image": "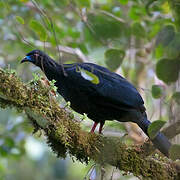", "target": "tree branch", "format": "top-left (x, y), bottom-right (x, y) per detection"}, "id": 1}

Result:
top-left (32, 40), bottom-right (89, 62)
top-left (0, 68), bottom-right (179, 180)
top-left (162, 120), bottom-right (180, 139)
